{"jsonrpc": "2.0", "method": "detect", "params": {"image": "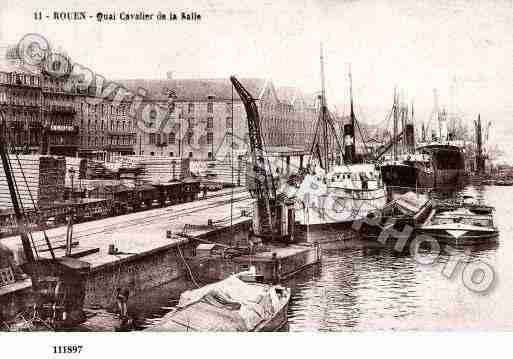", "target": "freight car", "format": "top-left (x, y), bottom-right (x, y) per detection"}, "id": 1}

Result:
top-left (0, 180), bottom-right (201, 238)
